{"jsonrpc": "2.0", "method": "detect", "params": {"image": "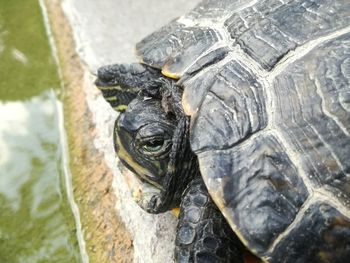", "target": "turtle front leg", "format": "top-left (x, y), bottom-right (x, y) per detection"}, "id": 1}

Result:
top-left (175, 177), bottom-right (244, 263)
